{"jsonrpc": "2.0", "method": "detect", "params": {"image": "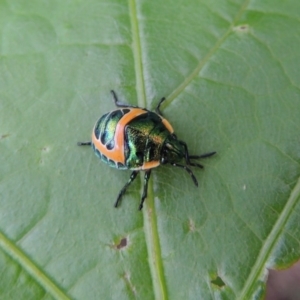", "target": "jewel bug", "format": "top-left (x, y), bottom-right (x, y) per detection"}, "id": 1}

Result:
top-left (78, 90), bottom-right (216, 210)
